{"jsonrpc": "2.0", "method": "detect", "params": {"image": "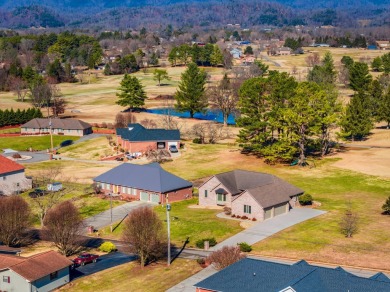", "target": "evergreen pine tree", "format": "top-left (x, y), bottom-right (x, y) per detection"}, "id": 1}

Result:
top-left (116, 74), bottom-right (147, 110)
top-left (378, 88), bottom-right (390, 129)
top-left (349, 62), bottom-right (372, 92)
top-left (210, 45), bottom-right (224, 66)
top-left (174, 63), bottom-right (207, 118)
